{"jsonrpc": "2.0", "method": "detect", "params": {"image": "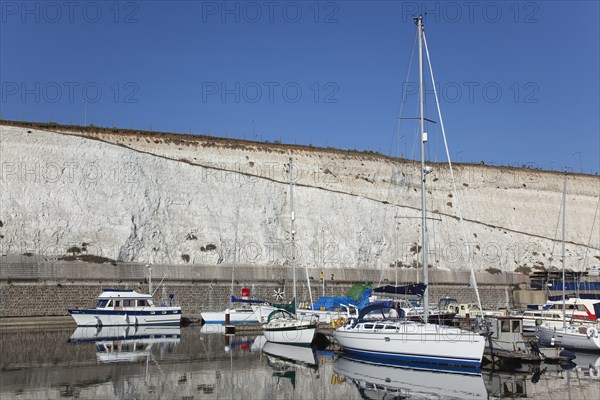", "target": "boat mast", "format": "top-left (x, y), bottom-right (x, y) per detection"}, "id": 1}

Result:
top-left (289, 157), bottom-right (297, 301)
top-left (231, 205), bottom-right (239, 299)
top-left (561, 172), bottom-right (567, 329)
top-left (416, 15), bottom-right (429, 321)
